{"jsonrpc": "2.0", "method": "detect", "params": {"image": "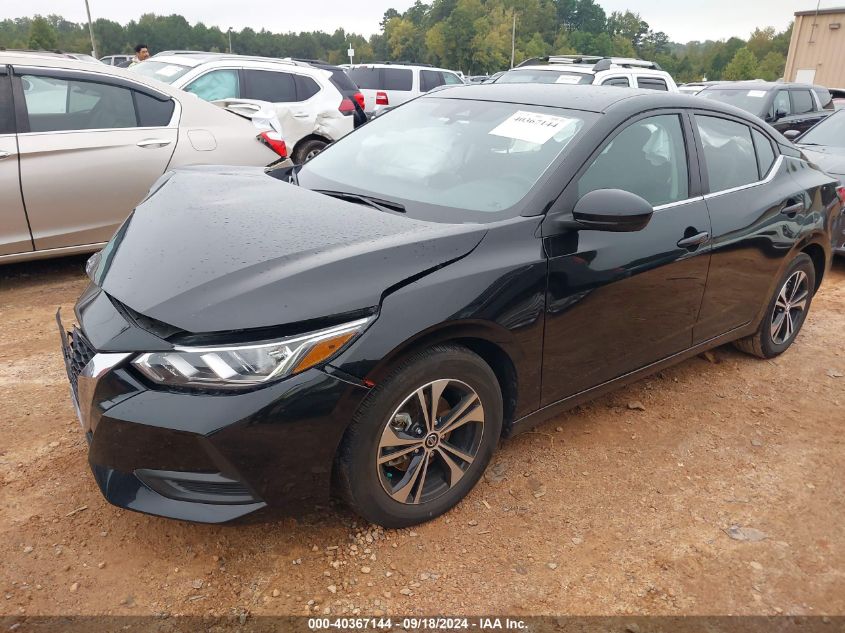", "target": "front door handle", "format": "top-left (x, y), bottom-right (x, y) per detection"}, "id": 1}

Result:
top-left (677, 231), bottom-right (710, 249)
top-left (0, 150), bottom-right (10, 160)
top-left (136, 139), bottom-right (173, 148)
